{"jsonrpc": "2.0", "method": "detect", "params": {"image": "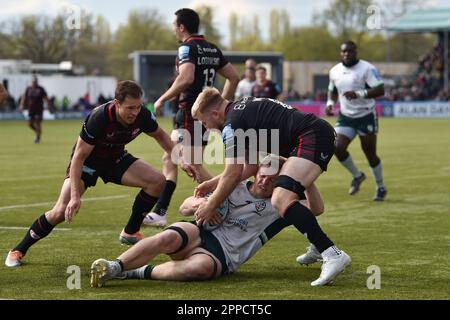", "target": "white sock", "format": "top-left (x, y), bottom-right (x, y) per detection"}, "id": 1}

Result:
top-left (340, 154), bottom-right (362, 178)
top-left (370, 162), bottom-right (385, 188)
top-left (321, 246), bottom-right (342, 259)
top-left (122, 265), bottom-right (149, 280)
top-left (108, 260), bottom-right (123, 277)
